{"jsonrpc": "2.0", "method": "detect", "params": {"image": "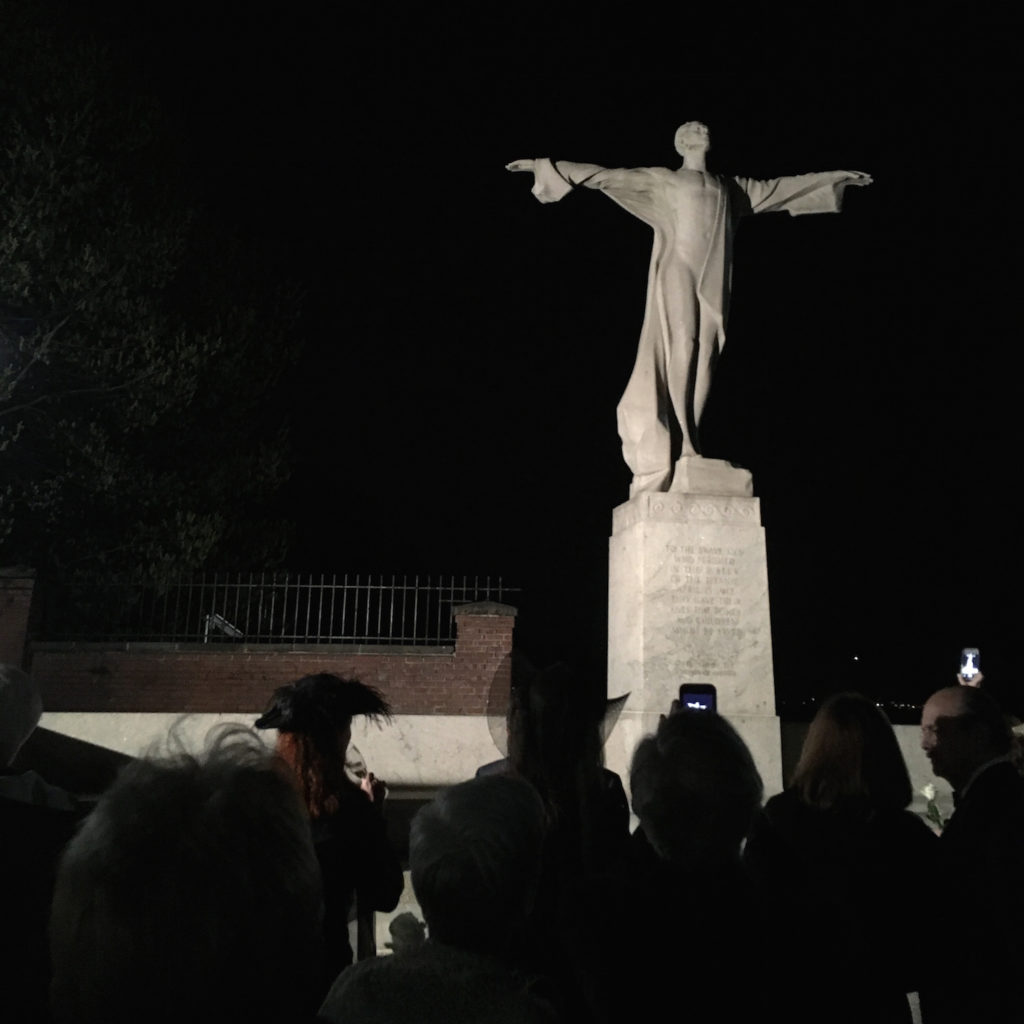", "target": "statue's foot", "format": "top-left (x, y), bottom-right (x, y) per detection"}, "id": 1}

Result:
top-left (668, 457), bottom-right (754, 497)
